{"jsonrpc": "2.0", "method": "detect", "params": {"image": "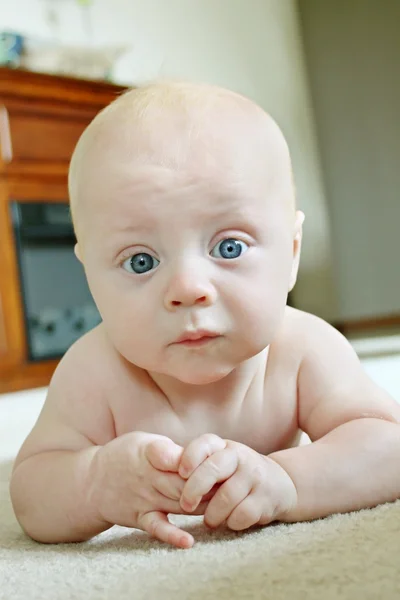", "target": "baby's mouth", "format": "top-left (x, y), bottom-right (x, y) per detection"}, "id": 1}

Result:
top-left (177, 336), bottom-right (218, 347)
top-left (173, 330), bottom-right (221, 346)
